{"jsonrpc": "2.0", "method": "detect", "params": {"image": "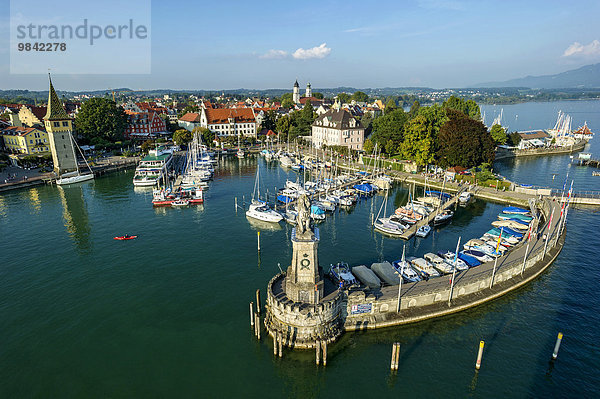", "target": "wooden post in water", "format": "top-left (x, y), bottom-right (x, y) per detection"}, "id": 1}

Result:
top-left (255, 289), bottom-right (261, 316)
top-left (257, 231), bottom-right (261, 252)
top-left (273, 331), bottom-right (278, 356)
top-left (475, 341), bottom-right (485, 370)
top-left (552, 332), bottom-right (563, 360)
top-left (278, 332), bottom-right (283, 358)
top-left (250, 302), bottom-right (254, 327)
top-left (255, 313), bottom-right (261, 340)
top-left (390, 343), bottom-right (396, 370)
top-left (390, 342), bottom-right (400, 370)
top-left (316, 340), bottom-right (321, 365)
top-left (235, 197), bottom-right (238, 212)
top-left (322, 341), bottom-right (327, 366)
